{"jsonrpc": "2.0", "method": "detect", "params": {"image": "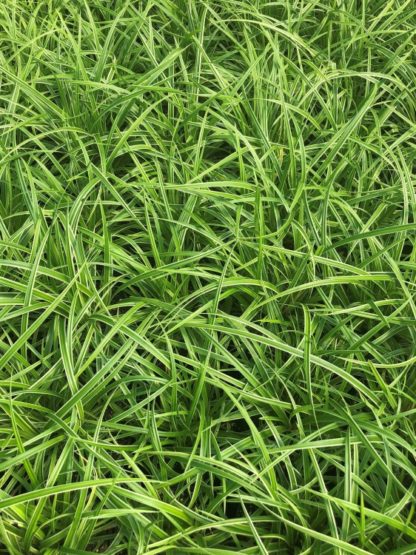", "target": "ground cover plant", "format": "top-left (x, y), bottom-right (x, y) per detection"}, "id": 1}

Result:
top-left (0, 0), bottom-right (415, 553)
